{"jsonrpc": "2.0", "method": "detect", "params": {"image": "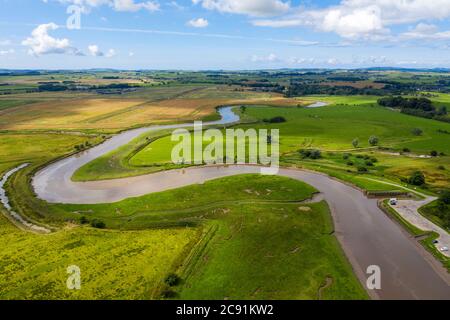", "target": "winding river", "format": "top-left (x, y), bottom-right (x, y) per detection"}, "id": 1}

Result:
top-left (31, 106), bottom-right (449, 300)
